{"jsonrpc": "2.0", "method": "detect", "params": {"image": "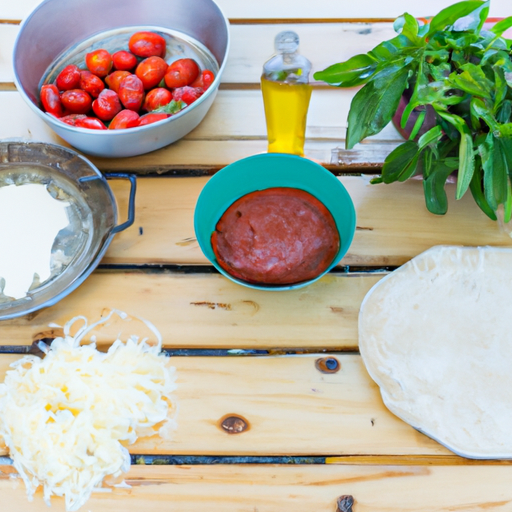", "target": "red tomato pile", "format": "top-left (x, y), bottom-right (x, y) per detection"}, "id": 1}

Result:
top-left (39, 31), bottom-right (216, 130)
